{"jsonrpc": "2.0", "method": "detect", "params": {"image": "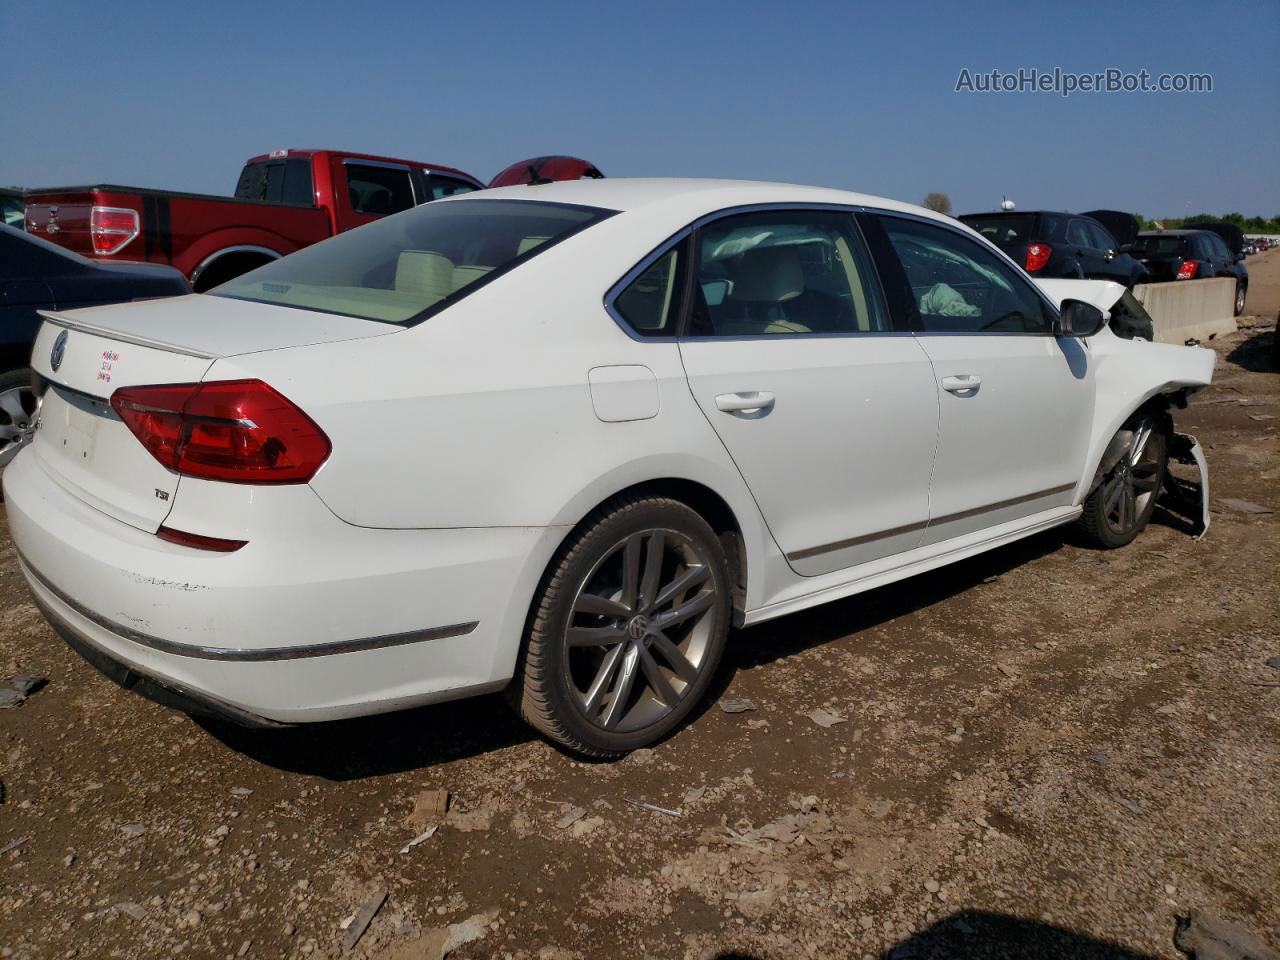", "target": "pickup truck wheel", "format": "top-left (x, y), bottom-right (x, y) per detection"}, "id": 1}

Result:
top-left (511, 495), bottom-right (732, 758)
top-left (1076, 414), bottom-right (1168, 549)
top-left (0, 368), bottom-right (39, 471)
top-left (1234, 282), bottom-right (1246, 316)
